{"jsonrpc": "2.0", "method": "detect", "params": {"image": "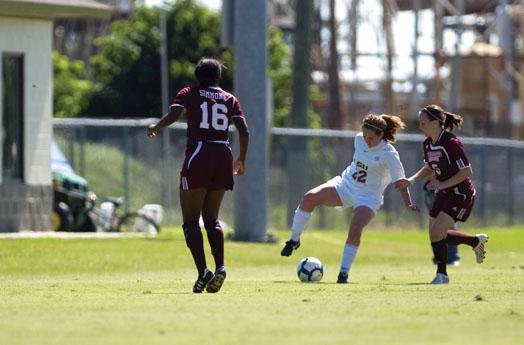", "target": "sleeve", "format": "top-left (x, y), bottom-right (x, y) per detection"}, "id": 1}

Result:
top-left (170, 87), bottom-right (191, 109)
top-left (230, 96), bottom-right (245, 118)
top-left (354, 132), bottom-right (363, 150)
top-left (384, 146), bottom-right (406, 182)
top-left (449, 137), bottom-right (470, 170)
